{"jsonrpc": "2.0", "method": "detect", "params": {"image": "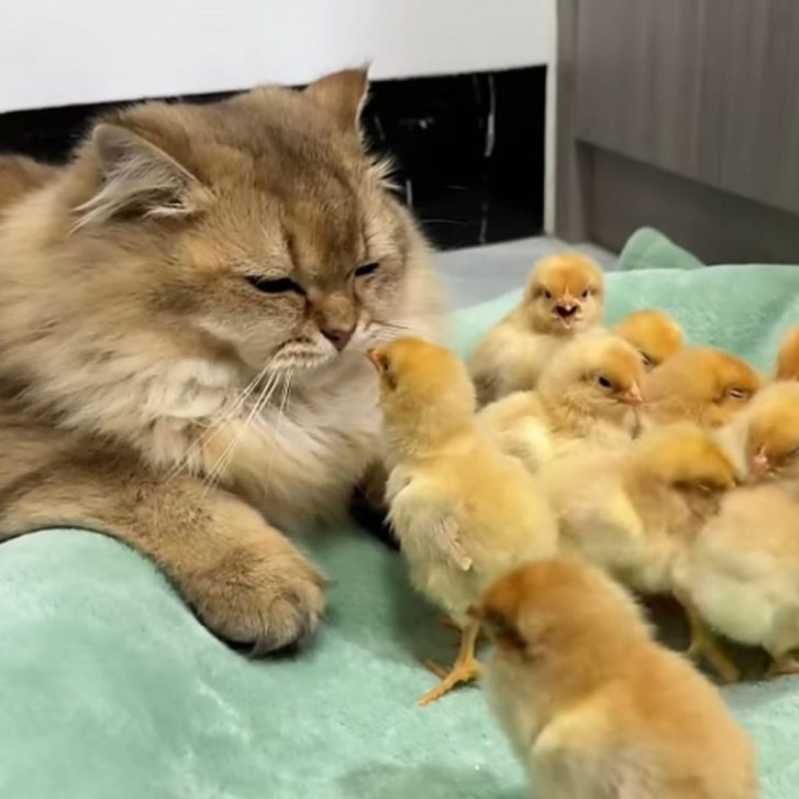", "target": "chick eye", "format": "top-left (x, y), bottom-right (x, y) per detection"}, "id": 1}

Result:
top-left (597, 375), bottom-right (613, 389)
top-left (581, 289), bottom-right (591, 299)
top-left (639, 351), bottom-right (654, 369)
top-left (355, 262), bottom-right (380, 278)
top-left (543, 290), bottom-right (553, 300)
top-left (726, 387), bottom-right (750, 401)
top-left (246, 275), bottom-right (305, 295)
